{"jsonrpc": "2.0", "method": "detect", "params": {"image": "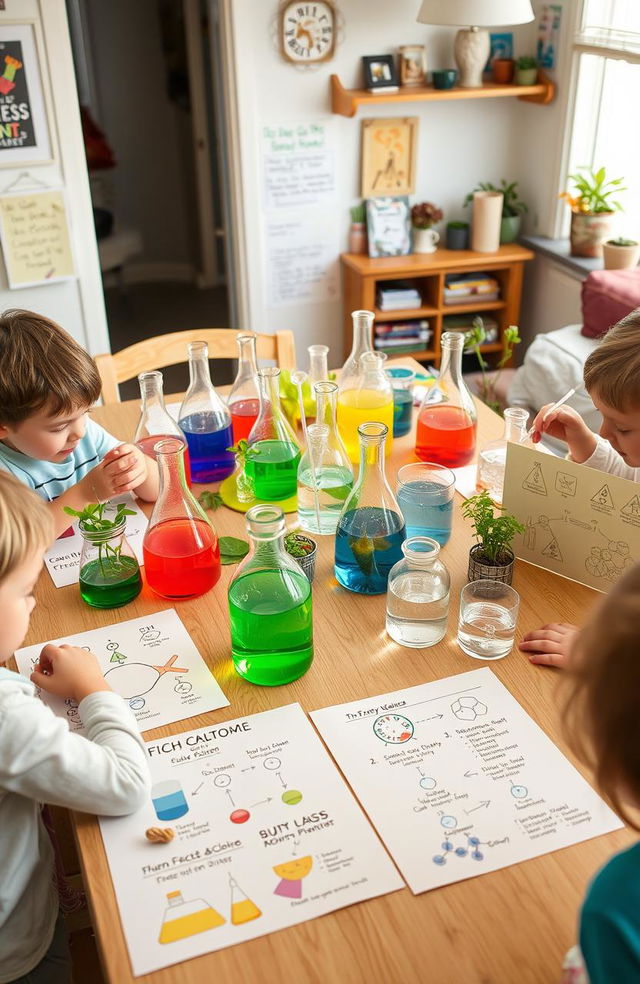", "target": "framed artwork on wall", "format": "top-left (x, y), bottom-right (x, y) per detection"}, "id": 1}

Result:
top-left (399, 45), bottom-right (426, 87)
top-left (360, 117), bottom-right (418, 199)
top-left (0, 21), bottom-right (52, 166)
top-left (365, 196), bottom-right (411, 258)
